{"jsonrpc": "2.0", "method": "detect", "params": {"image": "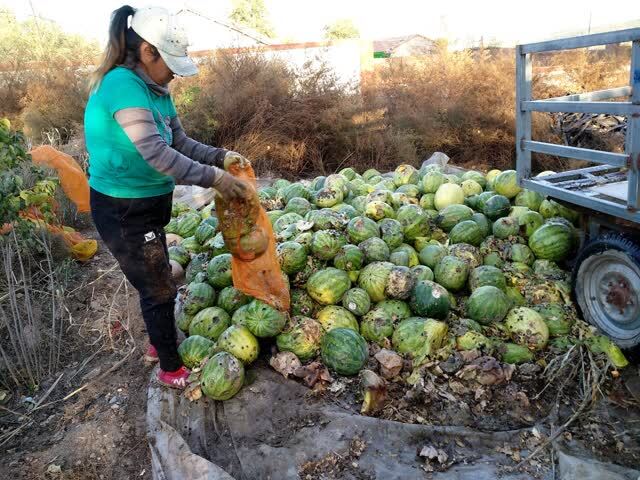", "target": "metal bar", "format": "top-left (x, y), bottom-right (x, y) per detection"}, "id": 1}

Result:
top-left (515, 45), bottom-right (532, 184)
top-left (523, 179), bottom-right (640, 223)
top-left (523, 140), bottom-right (628, 166)
top-left (627, 40), bottom-right (640, 209)
top-left (521, 28), bottom-right (640, 54)
top-left (522, 100), bottom-right (639, 115)
top-left (545, 86), bottom-right (632, 102)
